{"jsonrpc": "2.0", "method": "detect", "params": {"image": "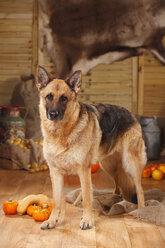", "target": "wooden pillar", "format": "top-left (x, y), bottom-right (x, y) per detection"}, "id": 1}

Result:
top-left (32, 0), bottom-right (39, 75)
top-left (137, 55), bottom-right (144, 115)
top-left (132, 57), bottom-right (138, 114)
